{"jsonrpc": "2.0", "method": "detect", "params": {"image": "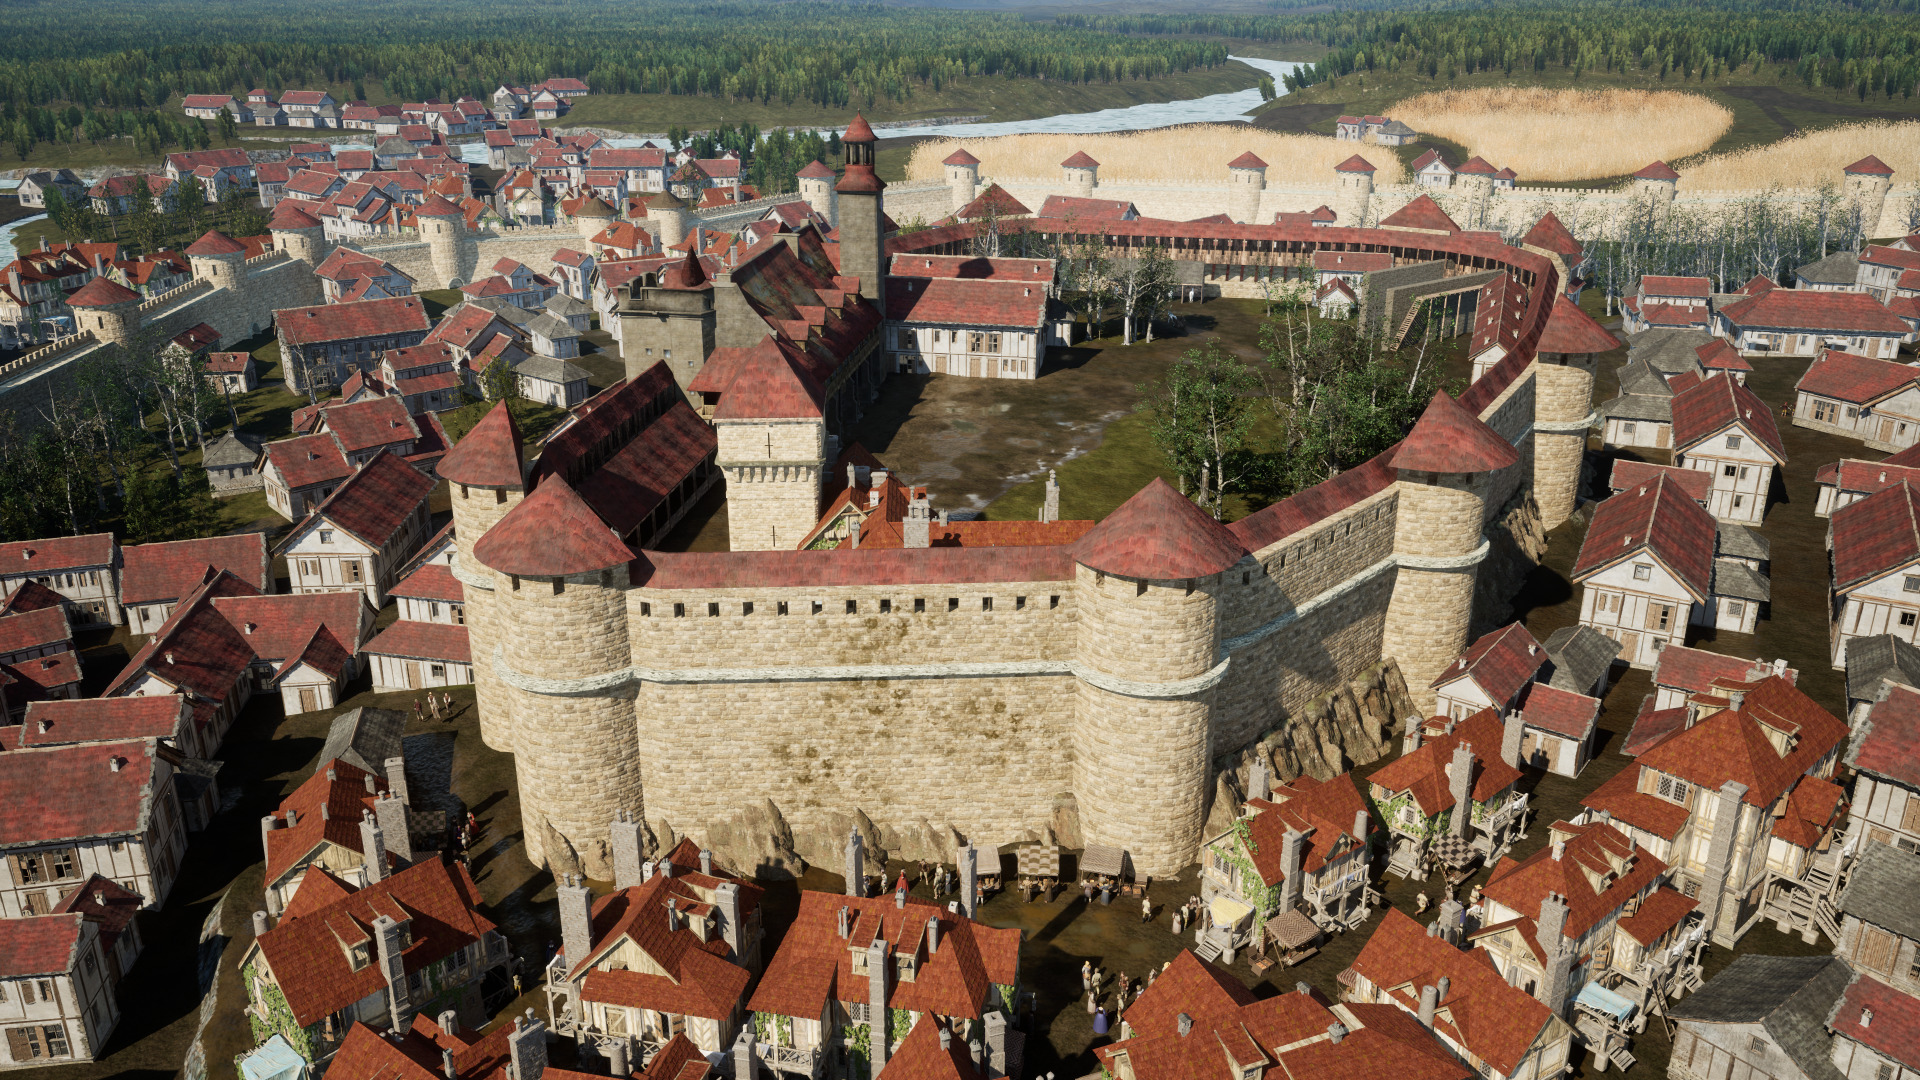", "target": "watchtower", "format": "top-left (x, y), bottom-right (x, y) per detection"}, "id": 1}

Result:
top-left (796, 160), bottom-right (838, 229)
top-left (415, 194), bottom-right (475, 288)
top-left (712, 341), bottom-right (827, 552)
top-left (268, 200), bottom-right (329, 266)
top-left (617, 251), bottom-right (715, 389)
top-left (1226, 151), bottom-right (1268, 225)
top-left (573, 194), bottom-right (618, 242)
top-left (1530, 295), bottom-right (1615, 530)
top-left (1379, 392), bottom-right (1518, 711)
top-left (185, 229), bottom-right (248, 295)
top-left (943, 148), bottom-right (982, 216)
top-left (435, 402), bottom-right (527, 753)
top-left (1843, 156), bottom-right (1895, 237)
top-left (836, 115), bottom-right (888, 318)
top-left (66, 275), bottom-right (142, 346)
top-left (1068, 479), bottom-right (1247, 878)
top-left (1630, 161), bottom-right (1680, 220)
top-left (1061, 151), bottom-right (1099, 199)
top-left (1333, 155), bottom-right (1376, 228)
top-left (645, 191), bottom-right (691, 250)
